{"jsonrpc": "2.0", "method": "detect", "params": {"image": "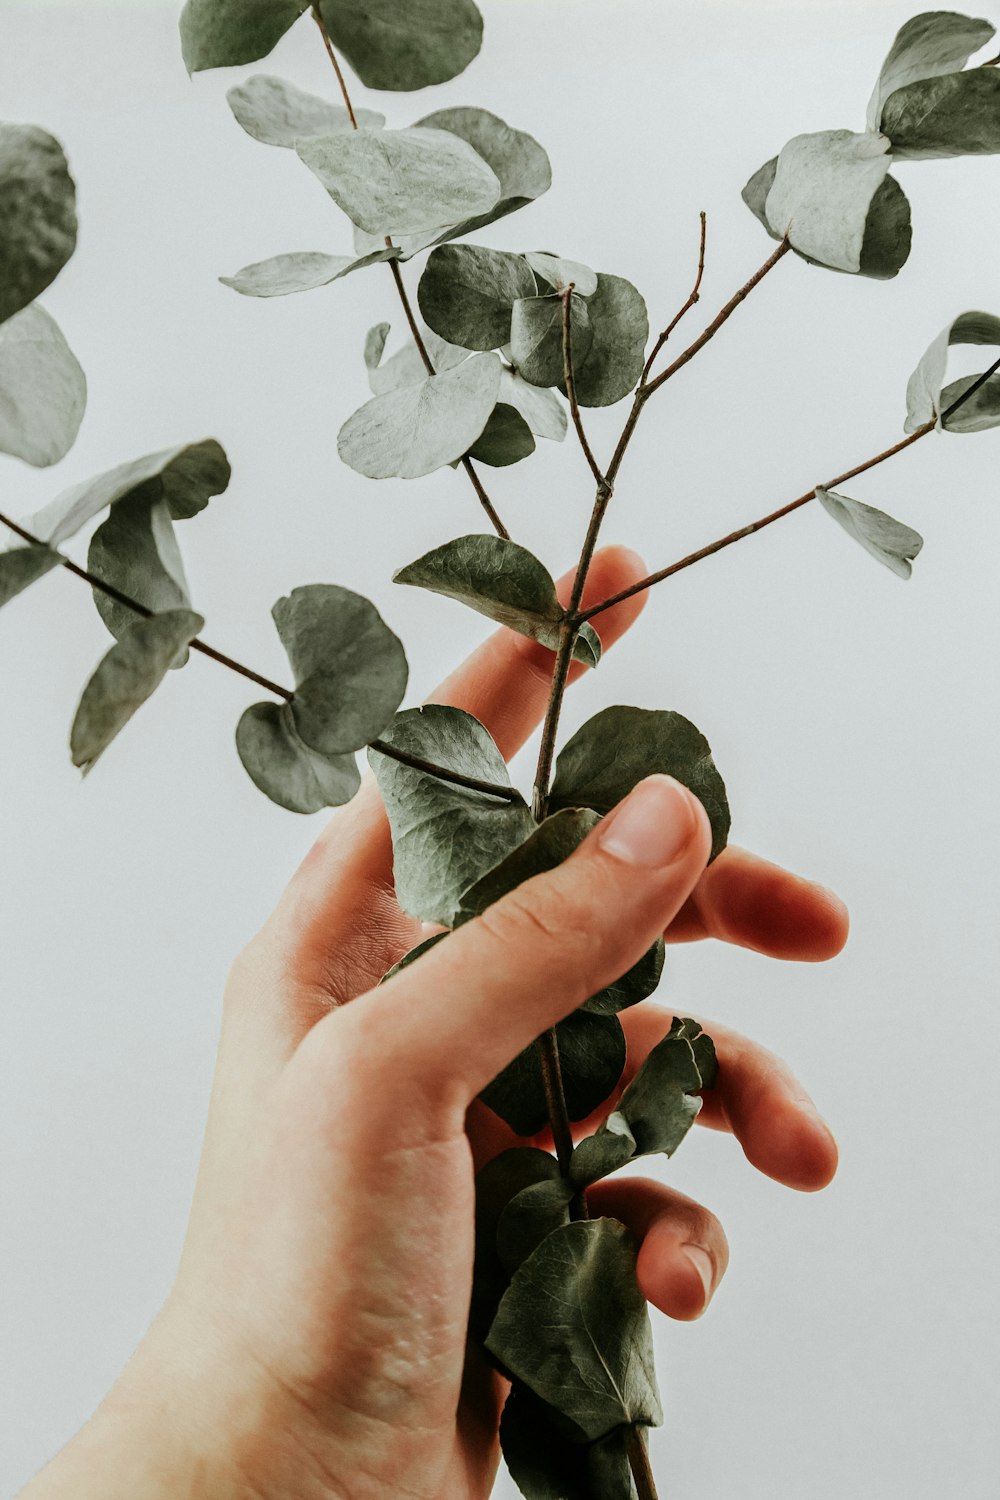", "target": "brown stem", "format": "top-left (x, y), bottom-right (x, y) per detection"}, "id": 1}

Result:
top-left (625, 1426), bottom-right (659, 1500)
top-left (640, 209), bottom-right (707, 385)
top-left (939, 351), bottom-right (1000, 420)
top-left (367, 739), bottom-right (517, 800)
top-left (578, 421), bottom-right (935, 623)
top-left (537, 1029), bottom-right (575, 1176)
top-left (310, 3), bottom-right (357, 125)
top-left (561, 286), bottom-right (609, 494)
